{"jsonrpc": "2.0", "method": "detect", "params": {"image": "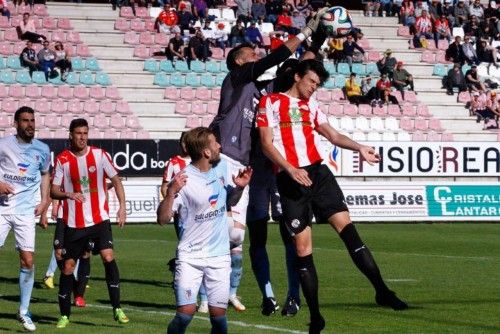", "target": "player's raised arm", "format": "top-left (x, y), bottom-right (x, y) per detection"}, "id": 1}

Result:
top-left (157, 171), bottom-right (187, 226)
